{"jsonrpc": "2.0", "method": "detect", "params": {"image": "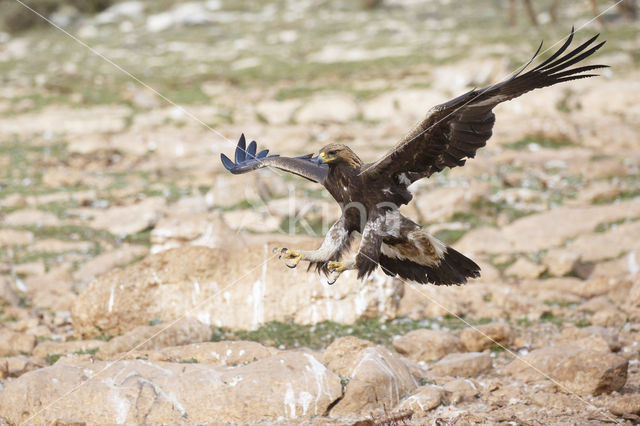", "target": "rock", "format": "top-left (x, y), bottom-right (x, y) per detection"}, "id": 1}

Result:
top-left (504, 344), bottom-right (628, 396)
top-left (28, 239), bottom-right (93, 253)
top-left (542, 249), bottom-right (581, 277)
top-left (0, 355), bottom-right (45, 379)
top-left (32, 340), bottom-right (106, 360)
top-left (413, 181), bottom-right (490, 223)
top-left (323, 338), bottom-right (418, 417)
top-left (150, 211), bottom-right (243, 254)
top-left (504, 257), bottom-right (546, 280)
top-left (78, 197), bottom-right (166, 236)
top-left (362, 89), bottom-right (445, 123)
top-left (460, 322), bottom-right (513, 352)
top-left (0, 275), bottom-right (19, 306)
top-left (609, 394), bottom-right (640, 416)
top-left (24, 266), bottom-right (75, 311)
top-left (222, 209), bottom-right (282, 233)
top-left (558, 326), bottom-right (621, 352)
top-left (0, 229), bottom-right (34, 247)
top-left (0, 327), bottom-right (37, 356)
top-left (2, 209), bottom-right (61, 227)
top-left (295, 93), bottom-right (359, 124)
top-left (456, 200), bottom-right (640, 254)
top-left (71, 245), bottom-right (403, 338)
top-left (72, 244), bottom-right (149, 286)
top-left (564, 220), bottom-right (640, 262)
top-left (97, 318), bottom-right (212, 359)
top-left (132, 341), bottom-right (280, 365)
top-left (395, 385), bottom-right (444, 415)
top-left (442, 378), bottom-right (480, 403)
top-left (0, 105), bottom-right (129, 136)
top-left (392, 329), bottom-right (465, 362)
top-left (255, 99), bottom-right (301, 125)
top-left (429, 352), bottom-right (492, 377)
top-left (0, 353), bottom-right (342, 423)
top-left (591, 309), bottom-right (627, 328)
